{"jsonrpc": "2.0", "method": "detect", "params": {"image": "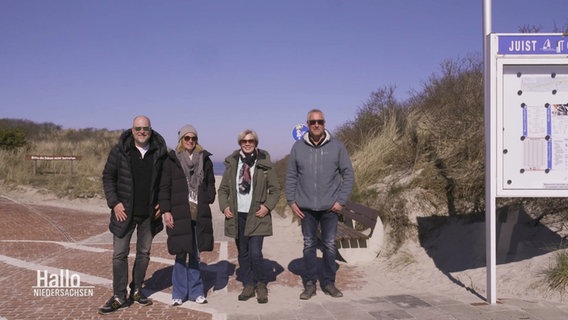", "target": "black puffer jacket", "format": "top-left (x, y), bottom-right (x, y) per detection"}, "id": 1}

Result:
top-left (159, 149), bottom-right (216, 255)
top-left (102, 129), bottom-right (168, 238)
